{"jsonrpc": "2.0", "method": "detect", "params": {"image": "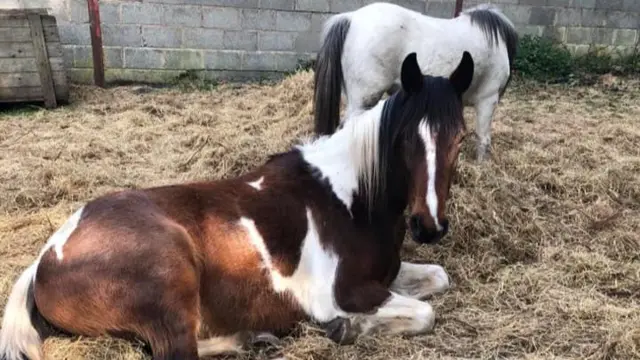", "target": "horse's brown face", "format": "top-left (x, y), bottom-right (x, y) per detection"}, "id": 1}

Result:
top-left (407, 125), bottom-right (466, 244)
top-left (395, 50), bottom-right (474, 245)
